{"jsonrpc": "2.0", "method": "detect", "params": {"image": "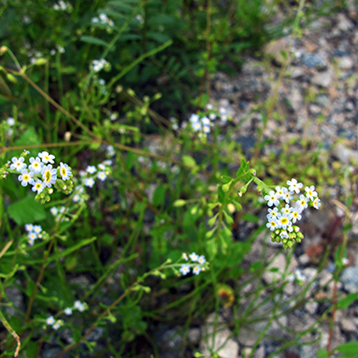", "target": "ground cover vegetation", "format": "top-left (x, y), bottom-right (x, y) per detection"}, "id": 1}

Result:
top-left (0, 0), bottom-right (357, 357)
